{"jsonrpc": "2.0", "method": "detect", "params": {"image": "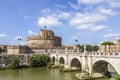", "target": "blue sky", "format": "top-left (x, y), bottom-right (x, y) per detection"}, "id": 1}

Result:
top-left (0, 0), bottom-right (120, 46)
